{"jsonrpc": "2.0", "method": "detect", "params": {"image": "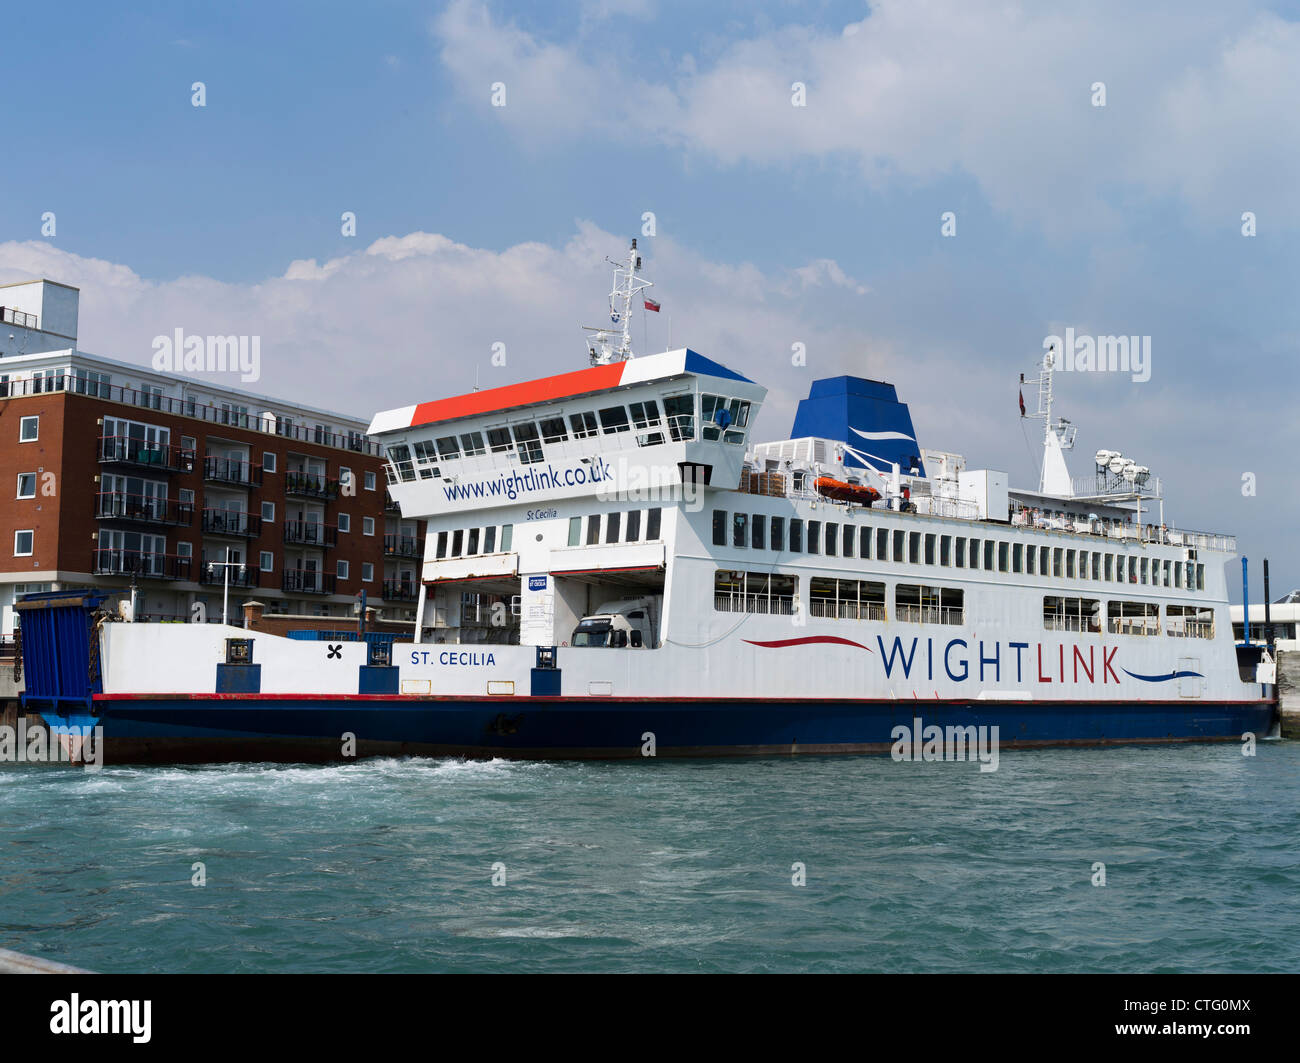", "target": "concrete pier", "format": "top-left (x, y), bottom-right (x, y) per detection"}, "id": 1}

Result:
top-left (0, 947), bottom-right (91, 974)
